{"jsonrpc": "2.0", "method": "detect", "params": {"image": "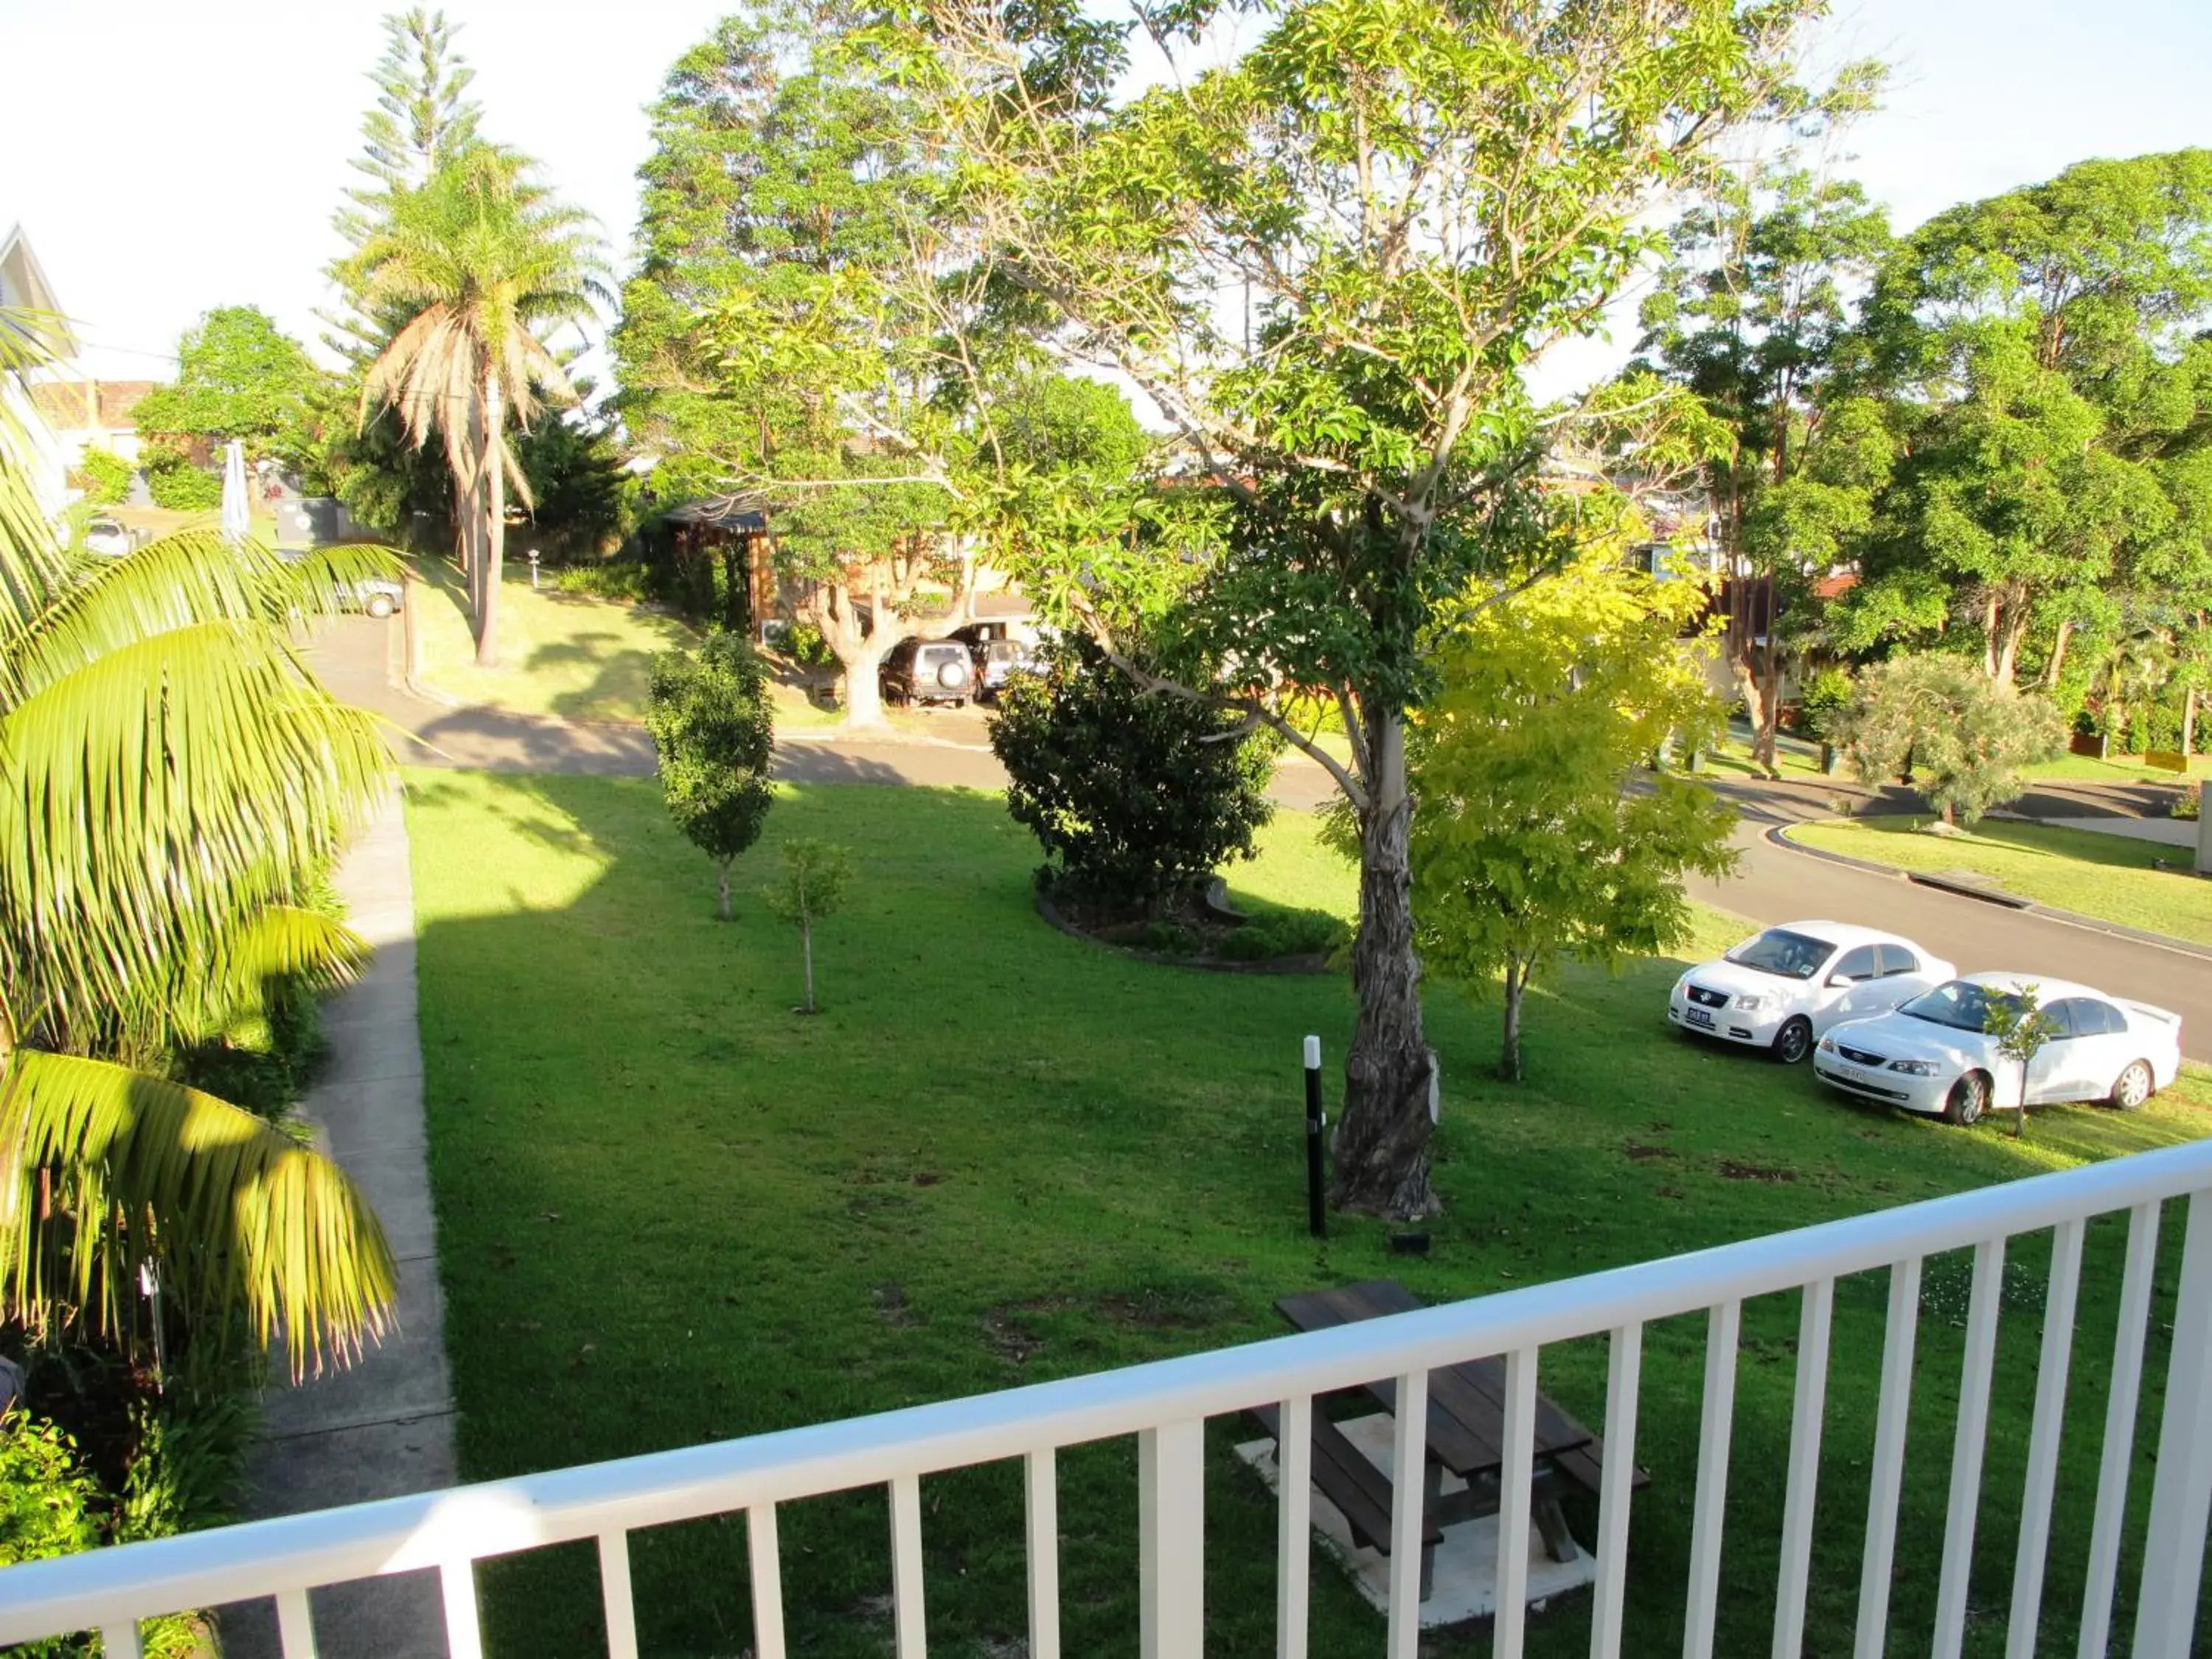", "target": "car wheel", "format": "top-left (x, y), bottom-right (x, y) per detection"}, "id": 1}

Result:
top-left (2110, 1060), bottom-right (2154, 1112)
top-left (1769, 1015), bottom-right (1813, 1065)
top-left (367, 593), bottom-right (395, 619)
top-left (1943, 1071), bottom-right (1989, 1127)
